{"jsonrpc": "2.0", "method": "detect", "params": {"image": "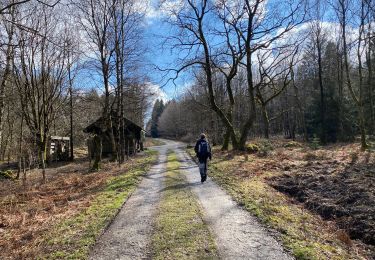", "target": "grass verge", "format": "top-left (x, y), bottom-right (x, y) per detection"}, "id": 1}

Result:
top-left (187, 148), bottom-right (366, 260)
top-left (151, 151), bottom-right (218, 259)
top-left (38, 150), bottom-right (158, 259)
